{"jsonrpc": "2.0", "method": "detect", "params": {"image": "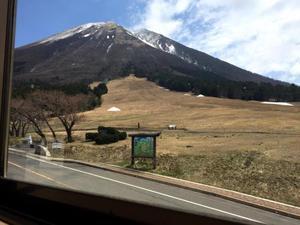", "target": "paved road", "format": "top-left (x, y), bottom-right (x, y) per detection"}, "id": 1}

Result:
top-left (7, 151), bottom-right (300, 225)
